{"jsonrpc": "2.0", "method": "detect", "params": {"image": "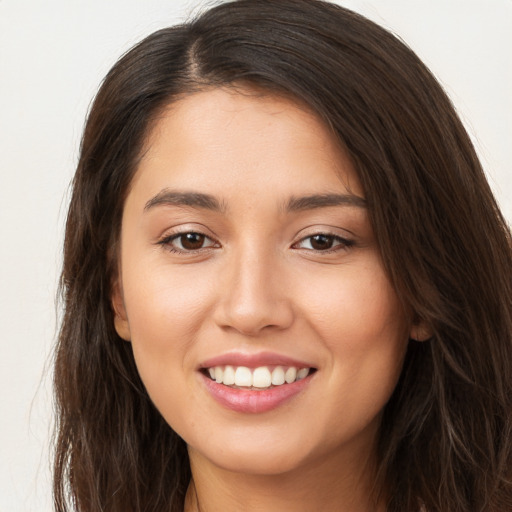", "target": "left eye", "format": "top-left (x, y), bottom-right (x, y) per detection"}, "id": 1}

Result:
top-left (164, 232), bottom-right (217, 252)
top-left (294, 234), bottom-right (351, 251)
